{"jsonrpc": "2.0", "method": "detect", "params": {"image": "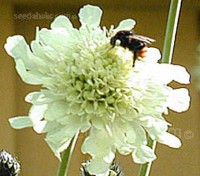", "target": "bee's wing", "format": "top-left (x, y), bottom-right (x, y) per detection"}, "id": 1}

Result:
top-left (127, 35), bottom-right (155, 44)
